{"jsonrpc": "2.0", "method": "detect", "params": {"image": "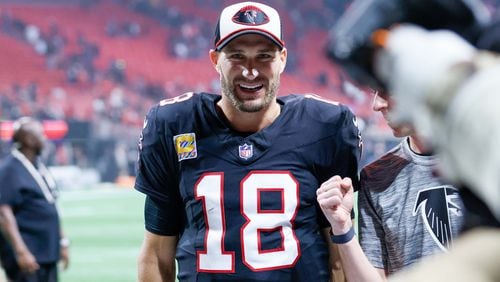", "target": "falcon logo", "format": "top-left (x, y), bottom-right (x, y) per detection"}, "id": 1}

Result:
top-left (233, 5), bottom-right (269, 26)
top-left (413, 186), bottom-right (463, 251)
